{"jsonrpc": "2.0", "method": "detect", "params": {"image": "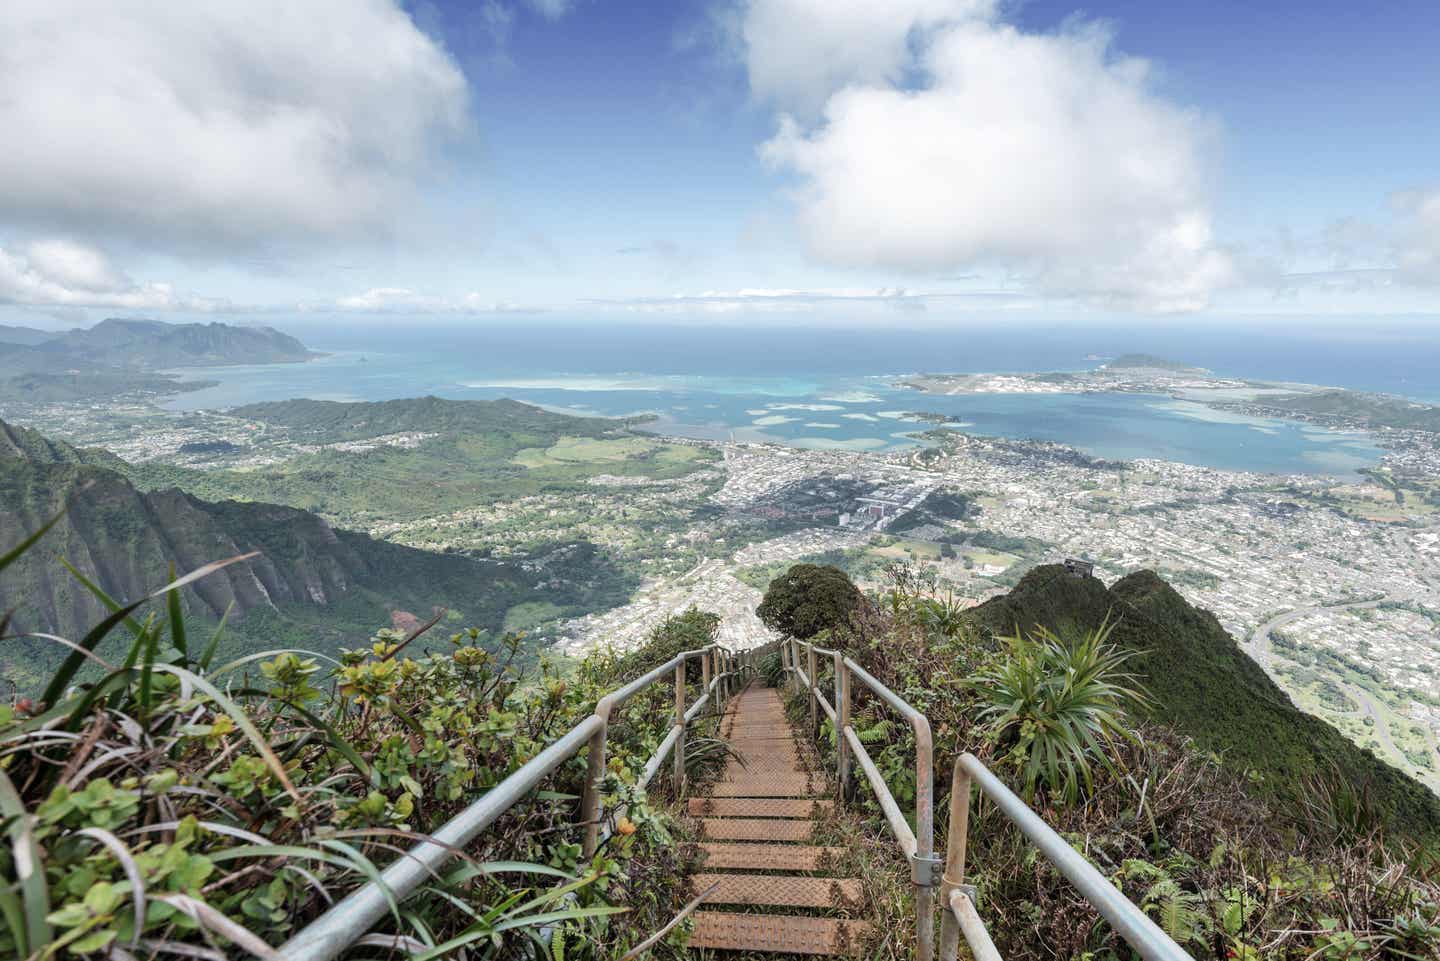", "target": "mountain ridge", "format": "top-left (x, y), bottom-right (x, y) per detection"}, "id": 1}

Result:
top-left (963, 563), bottom-right (1440, 838)
top-left (0, 417), bottom-right (564, 693)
